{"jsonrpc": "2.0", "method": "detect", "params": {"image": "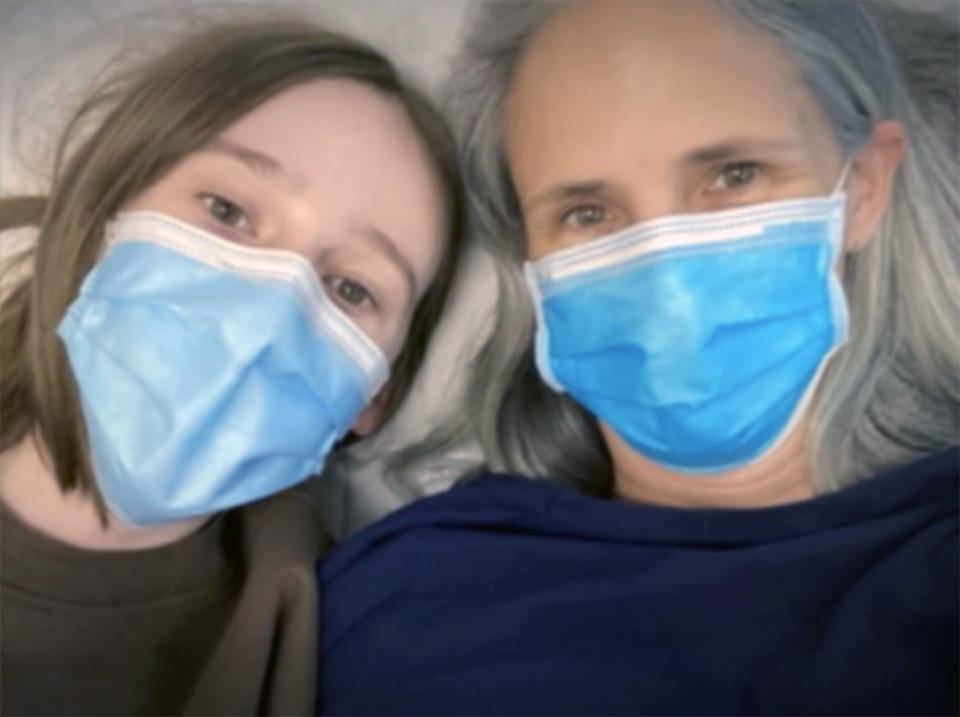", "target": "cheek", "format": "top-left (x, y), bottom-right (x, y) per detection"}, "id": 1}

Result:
top-left (121, 177), bottom-right (187, 217)
top-left (415, 205), bottom-right (449, 277)
top-left (121, 186), bottom-right (158, 213)
top-left (526, 230), bottom-right (556, 261)
top-left (377, 239), bottom-right (445, 366)
top-left (834, 253), bottom-right (848, 282)
top-left (522, 206), bottom-right (568, 260)
top-left (380, 312), bottom-right (415, 366)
